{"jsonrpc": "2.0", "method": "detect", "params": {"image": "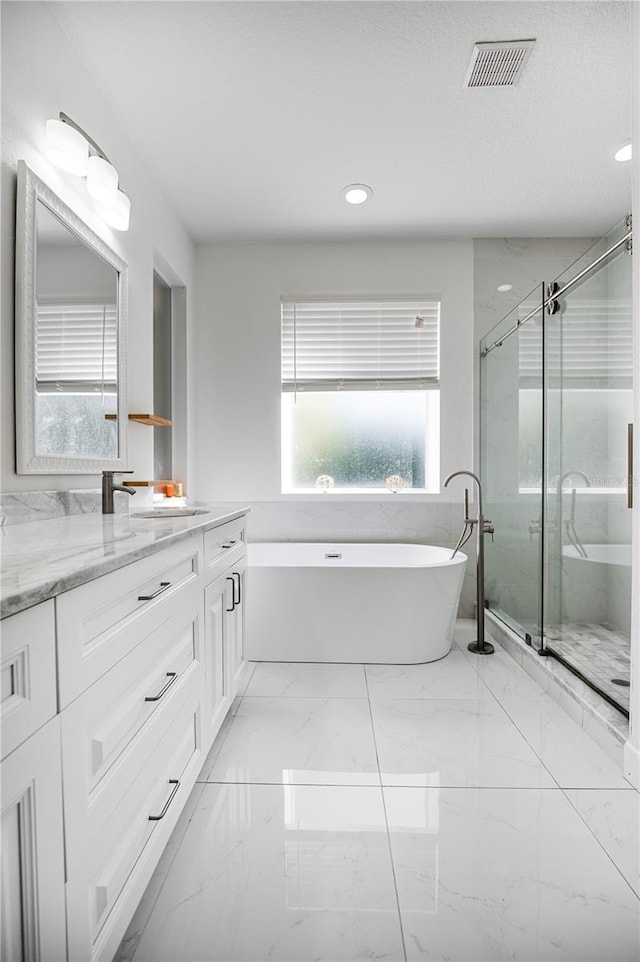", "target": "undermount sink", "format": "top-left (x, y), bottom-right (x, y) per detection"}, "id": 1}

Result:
top-left (132, 507), bottom-right (210, 519)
